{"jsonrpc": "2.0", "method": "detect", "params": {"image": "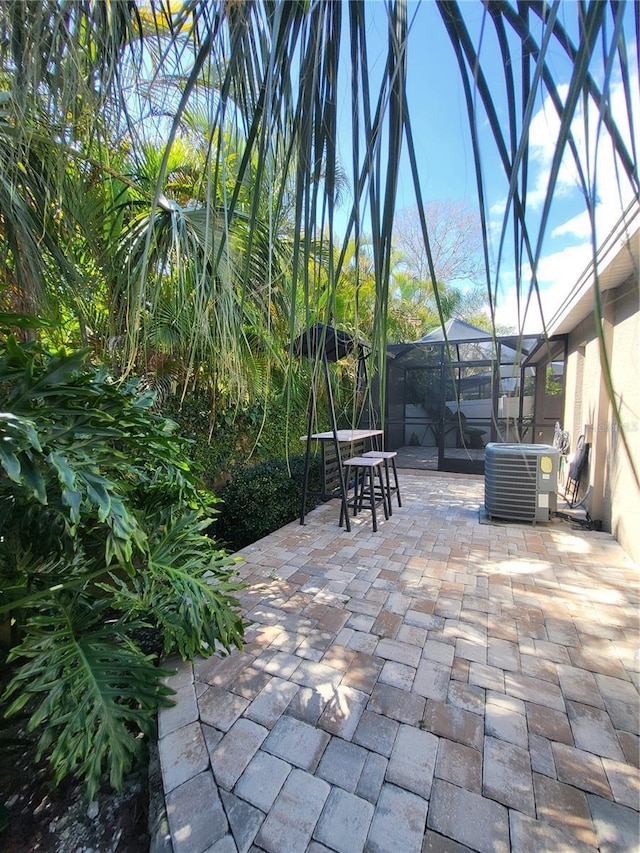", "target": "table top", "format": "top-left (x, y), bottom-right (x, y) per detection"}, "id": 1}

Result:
top-left (301, 429), bottom-right (383, 442)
